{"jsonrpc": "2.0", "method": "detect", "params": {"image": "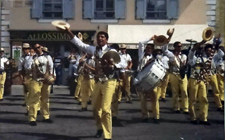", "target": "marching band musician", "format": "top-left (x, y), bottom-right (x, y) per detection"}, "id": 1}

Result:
top-left (162, 41), bottom-right (189, 114)
top-left (27, 44), bottom-right (54, 126)
top-left (0, 48), bottom-right (9, 101)
top-left (188, 43), bottom-right (224, 125)
top-left (119, 44), bottom-right (133, 103)
top-left (137, 35), bottom-right (161, 123)
top-left (18, 43), bottom-right (32, 107)
top-left (63, 28), bottom-right (126, 140)
top-left (80, 53), bottom-right (95, 111)
top-left (111, 43), bottom-right (127, 121)
top-left (152, 46), bottom-right (170, 102)
top-left (216, 46), bottom-right (224, 105)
